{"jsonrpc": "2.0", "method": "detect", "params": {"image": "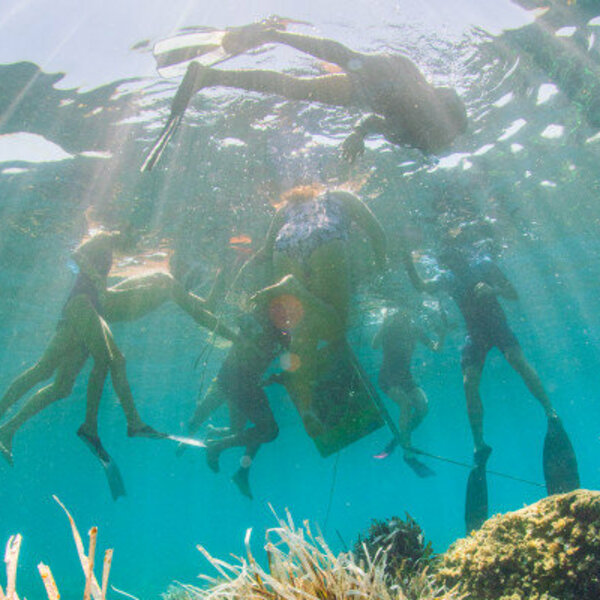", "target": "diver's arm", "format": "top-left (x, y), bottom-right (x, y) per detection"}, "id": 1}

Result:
top-left (341, 115), bottom-right (387, 161)
top-left (401, 252), bottom-right (440, 295)
top-left (335, 191), bottom-right (387, 270)
top-left (233, 208), bottom-right (287, 288)
top-left (418, 326), bottom-right (441, 352)
top-left (475, 261), bottom-right (519, 301)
